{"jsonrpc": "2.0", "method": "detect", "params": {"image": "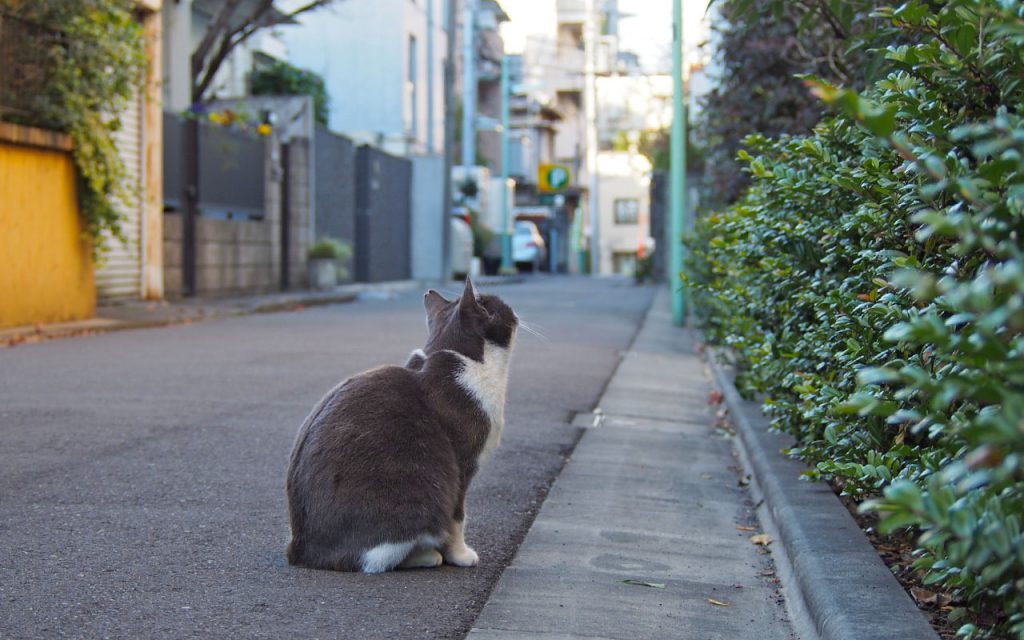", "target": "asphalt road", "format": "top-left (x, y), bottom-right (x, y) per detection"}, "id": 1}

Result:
top-left (0, 276), bottom-right (655, 640)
